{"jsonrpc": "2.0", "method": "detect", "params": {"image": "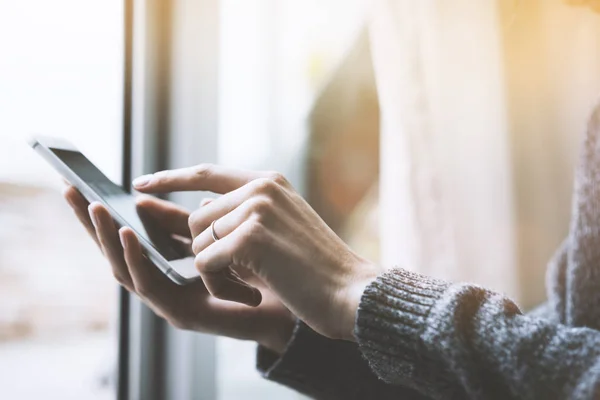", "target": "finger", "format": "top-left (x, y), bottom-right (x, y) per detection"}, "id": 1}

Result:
top-left (119, 227), bottom-right (262, 326)
top-left (200, 198), bottom-right (214, 207)
top-left (194, 220), bottom-right (265, 307)
top-left (194, 220), bottom-right (263, 274)
top-left (192, 197), bottom-right (263, 254)
top-left (187, 178), bottom-right (281, 237)
top-left (197, 199), bottom-right (260, 285)
top-left (63, 186), bottom-right (99, 246)
top-left (89, 202), bottom-right (134, 290)
top-left (135, 195), bottom-right (190, 237)
top-left (119, 227), bottom-right (184, 316)
top-left (132, 164), bottom-right (268, 194)
top-left (200, 268), bottom-right (262, 307)
top-left (231, 264), bottom-right (259, 282)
